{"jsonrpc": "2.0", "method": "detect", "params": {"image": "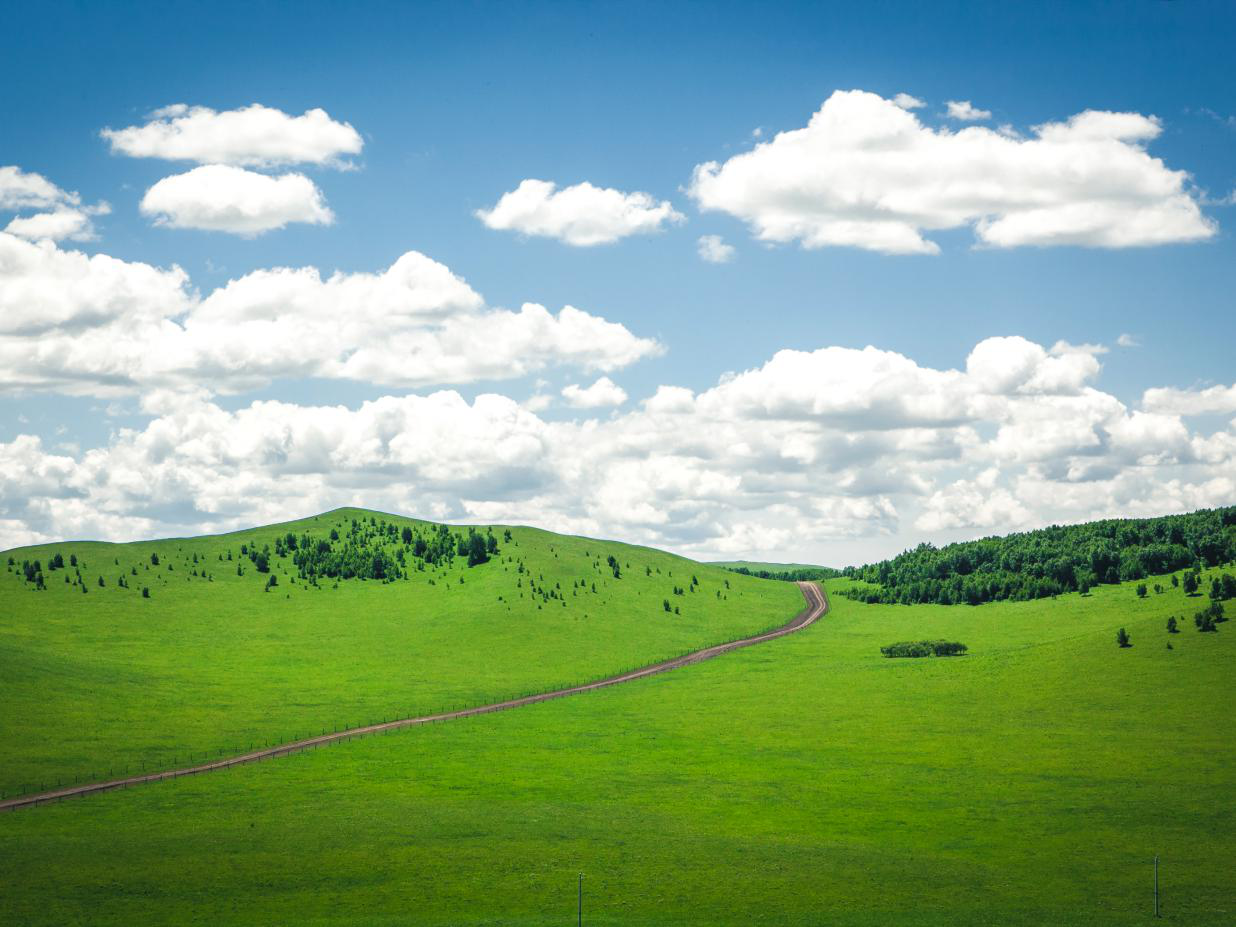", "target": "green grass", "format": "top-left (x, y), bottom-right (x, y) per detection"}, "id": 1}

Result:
top-left (0, 507), bottom-right (802, 796)
top-left (2, 562), bottom-right (1232, 925)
